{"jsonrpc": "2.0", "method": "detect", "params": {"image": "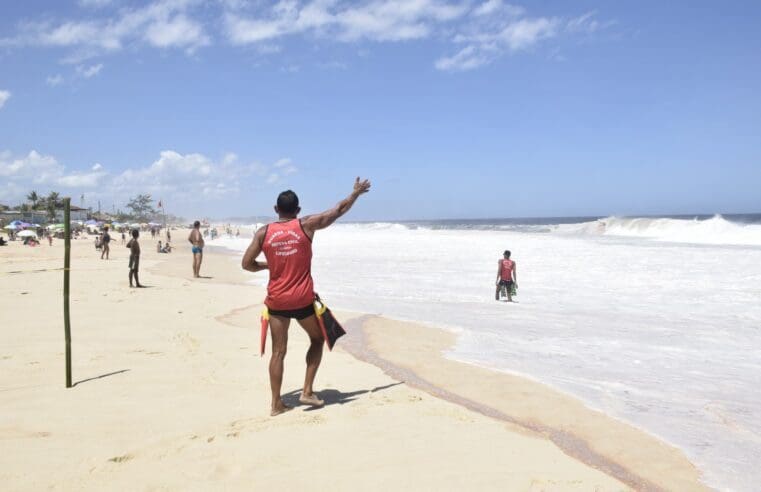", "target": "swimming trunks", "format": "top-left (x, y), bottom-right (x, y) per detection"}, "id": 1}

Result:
top-left (267, 304), bottom-right (315, 320)
top-left (192, 246), bottom-right (203, 254)
top-left (129, 254), bottom-right (140, 272)
top-left (498, 279), bottom-right (514, 288)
